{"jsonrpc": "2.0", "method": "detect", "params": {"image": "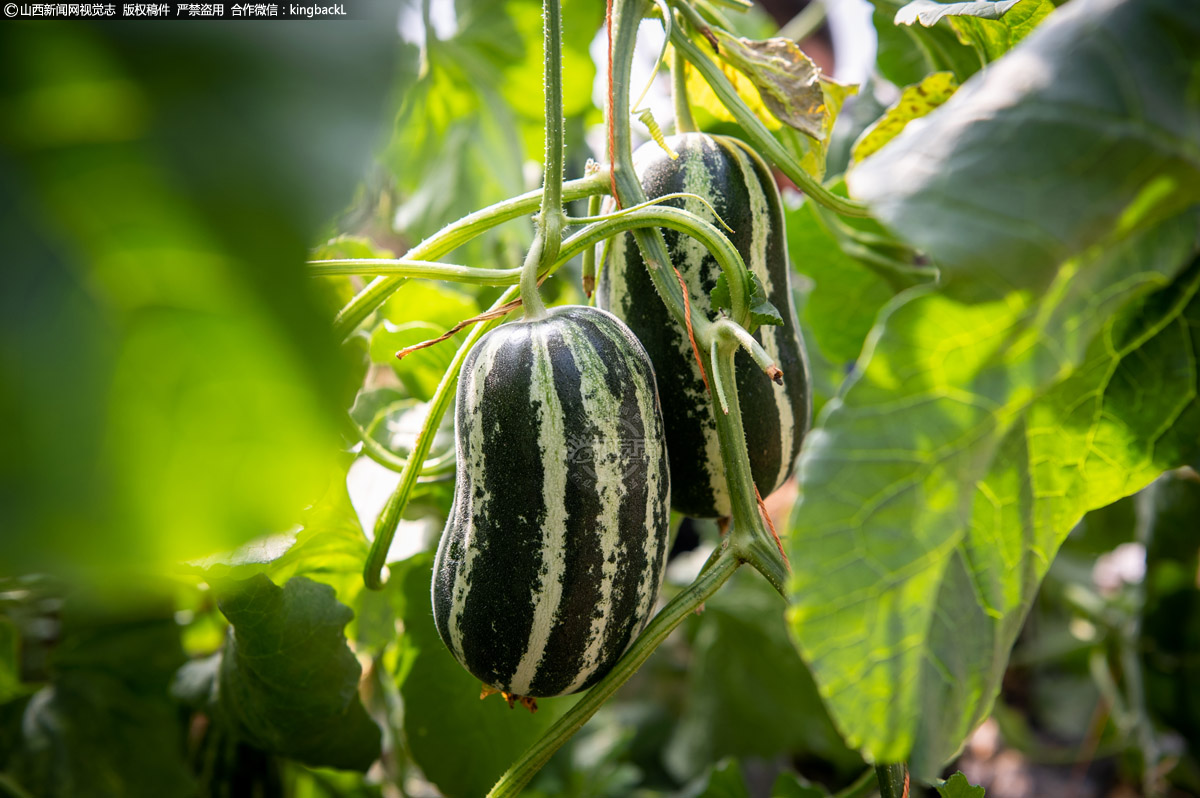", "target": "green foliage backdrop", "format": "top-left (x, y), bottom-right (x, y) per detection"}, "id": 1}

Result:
top-left (2, 1), bottom-right (1199, 796)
